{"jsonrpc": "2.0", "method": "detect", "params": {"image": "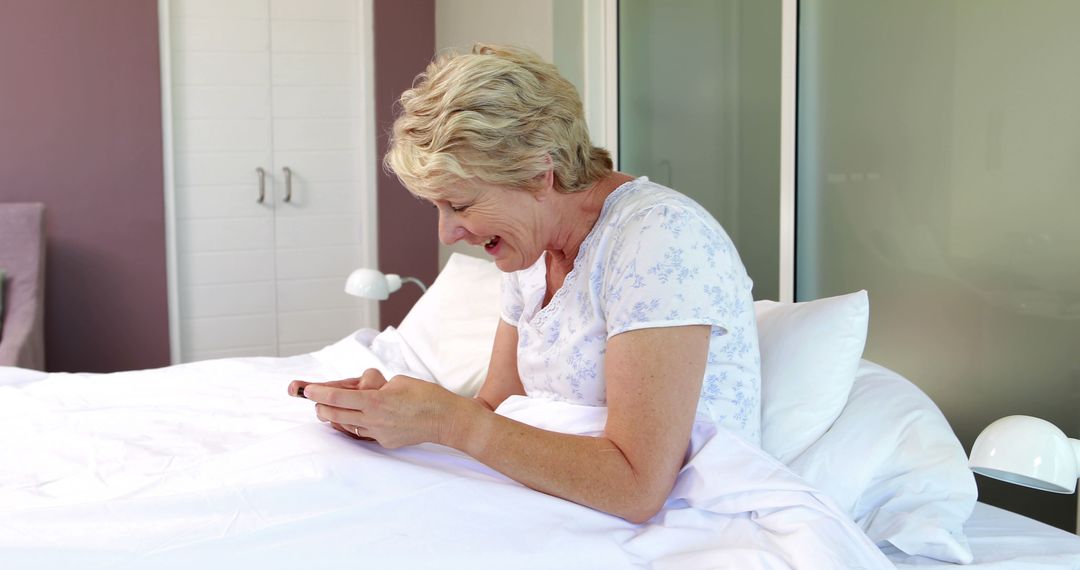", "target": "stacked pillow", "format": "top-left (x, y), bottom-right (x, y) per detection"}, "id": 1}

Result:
top-left (754, 291), bottom-right (976, 563)
top-left (755, 291), bottom-right (869, 464)
top-left (788, 360), bottom-right (978, 563)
